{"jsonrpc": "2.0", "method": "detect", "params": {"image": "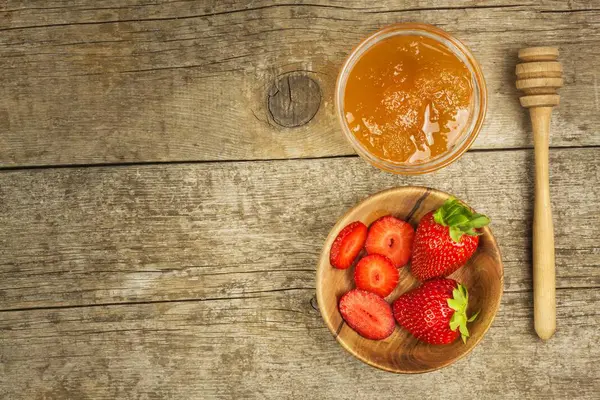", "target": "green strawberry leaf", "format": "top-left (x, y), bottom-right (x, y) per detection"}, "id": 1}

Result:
top-left (447, 298), bottom-right (463, 311)
top-left (449, 226), bottom-right (463, 243)
top-left (449, 314), bottom-right (461, 331)
top-left (459, 284), bottom-right (467, 300)
top-left (434, 198), bottom-right (490, 242)
top-left (452, 287), bottom-right (465, 303)
top-left (448, 283), bottom-right (479, 344)
top-left (433, 209), bottom-right (446, 226)
top-left (434, 197), bottom-right (457, 225)
top-left (468, 310), bottom-right (480, 322)
top-left (447, 214), bottom-right (470, 227)
top-left (459, 323), bottom-right (470, 338)
top-left (444, 204), bottom-right (463, 220)
top-left (469, 214), bottom-right (491, 228)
